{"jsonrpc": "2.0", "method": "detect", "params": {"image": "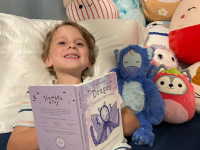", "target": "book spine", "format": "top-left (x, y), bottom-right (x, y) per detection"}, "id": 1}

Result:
top-left (75, 86), bottom-right (89, 150)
